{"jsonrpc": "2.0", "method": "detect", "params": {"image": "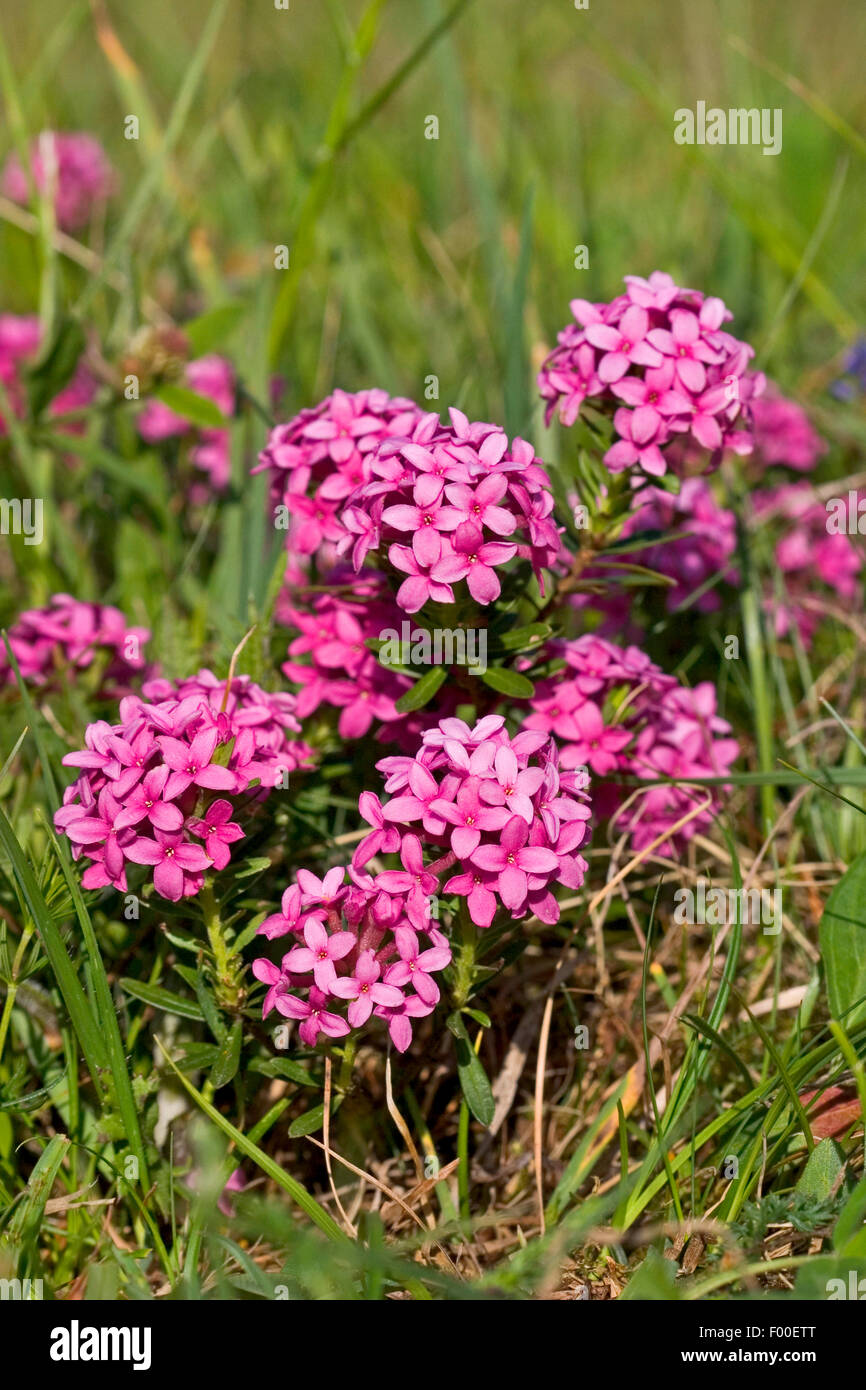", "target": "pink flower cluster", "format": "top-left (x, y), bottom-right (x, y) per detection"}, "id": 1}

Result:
top-left (252, 716), bottom-right (590, 1052)
top-left (0, 313), bottom-right (96, 434)
top-left (279, 569), bottom-right (415, 742)
top-left (252, 868), bottom-right (451, 1052)
top-left (370, 715), bottom-right (590, 925)
top-left (753, 485), bottom-right (863, 645)
top-left (338, 407), bottom-right (563, 608)
top-left (138, 355), bottom-right (235, 491)
top-left (253, 388), bottom-right (424, 559)
top-left (621, 478), bottom-right (738, 612)
top-left (2, 132), bottom-right (115, 232)
top-left (750, 384), bottom-right (827, 472)
top-left (257, 395), bottom-right (563, 607)
top-left (524, 636), bottom-right (738, 855)
top-left (0, 594), bottom-right (150, 694)
top-left (55, 670), bottom-right (312, 899)
top-left (538, 271), bottom-right (763, 477)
